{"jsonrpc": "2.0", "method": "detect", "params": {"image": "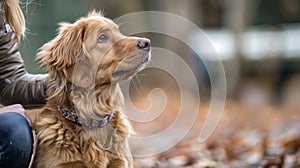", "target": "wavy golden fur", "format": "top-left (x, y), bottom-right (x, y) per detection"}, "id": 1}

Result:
top-left (3, 0), bottom-right (25, 41)
top-left (33, 11), bottom-right (151, 168)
